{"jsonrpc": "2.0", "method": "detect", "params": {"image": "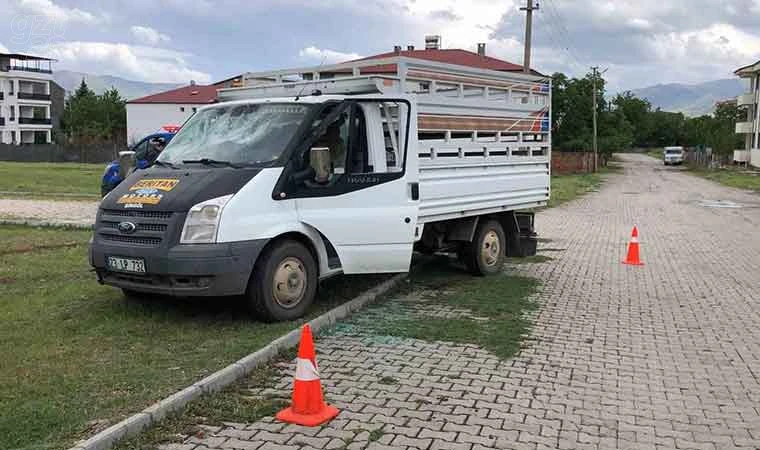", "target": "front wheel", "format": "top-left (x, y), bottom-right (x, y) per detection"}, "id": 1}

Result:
top-left (461, 219), bottom-right (506, 276)
top-left (247, 240), bottom-right (317, 322)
